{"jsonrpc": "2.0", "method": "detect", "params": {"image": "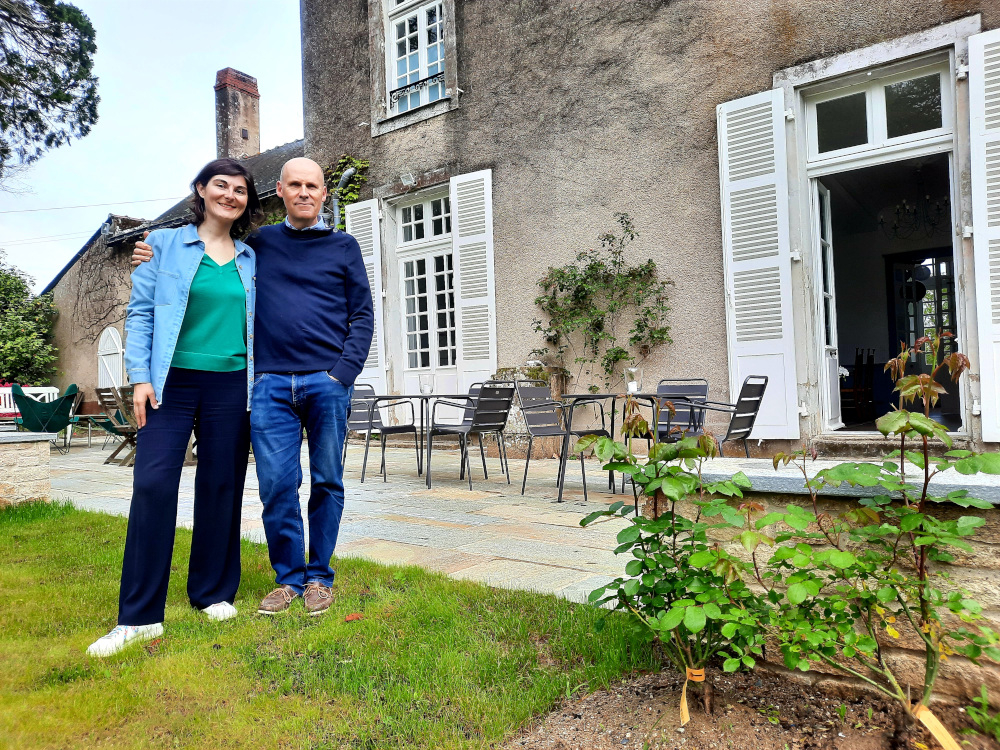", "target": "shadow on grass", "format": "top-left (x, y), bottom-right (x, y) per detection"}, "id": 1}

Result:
top-left (0, 501), bottom-right (656, 749)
